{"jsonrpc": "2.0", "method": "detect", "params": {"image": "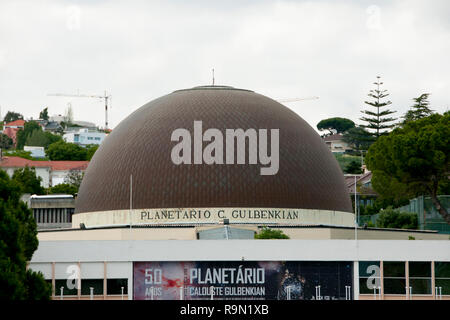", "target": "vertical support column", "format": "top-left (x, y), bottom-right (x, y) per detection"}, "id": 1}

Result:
top-left (104, 261), bottom-right (107, 300)
top-left (353, 261), bottom-right (359, 300)
top-left (431, 261), bottom-right (436, 300)
top-left (405, 261), bottom-right (410, 300)
top-left (52, 262), bottom-right (56, 299)
top-left (77, 262), bottom-right (81, 300)
top-left (380, 261), bottom-right (384, 300)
